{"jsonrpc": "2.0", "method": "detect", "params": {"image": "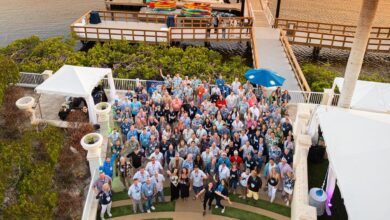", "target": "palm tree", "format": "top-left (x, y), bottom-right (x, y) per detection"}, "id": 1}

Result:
top-left (338, 0), bottom-right (380, 108)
